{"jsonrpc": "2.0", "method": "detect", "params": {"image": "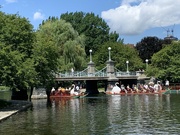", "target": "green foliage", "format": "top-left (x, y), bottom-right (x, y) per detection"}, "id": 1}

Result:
top-left (60, 12), bottom-right (120, 55)
top-left (0, 12), bottom-right (34, 57)
top-left (0, 86), bottom-right (10, 91)
top-left (35, 19), bottom-right (86, 77)
top-left (93, 42), bottom-right (144, 71)
top-left (0, 12), bottom-right (37, 91)
top-left (135, 36), bottom-right (163, 62)
top-left (147, 41), bottom-right (180, 82)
